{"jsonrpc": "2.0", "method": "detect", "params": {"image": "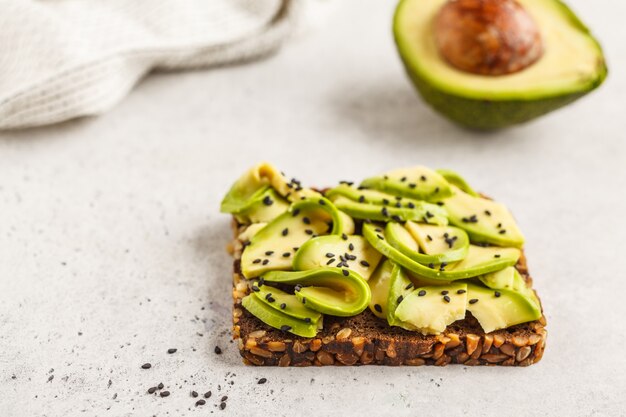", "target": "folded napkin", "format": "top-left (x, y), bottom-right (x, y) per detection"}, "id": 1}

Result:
top-left (0, 0), bottom-right (297, 129)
